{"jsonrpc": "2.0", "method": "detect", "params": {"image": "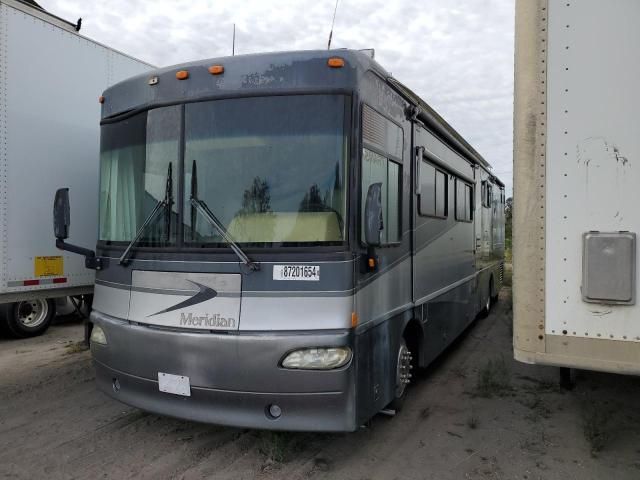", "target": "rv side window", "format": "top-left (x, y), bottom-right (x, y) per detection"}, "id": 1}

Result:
top-left (361, 148), bottom-right (401, 244)
top-left (481, 181), bottom-right (492, 208)
top-left (419, 161), bottom-right (447, 218)
top-left (455, 179), bottom-right (473, 222)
